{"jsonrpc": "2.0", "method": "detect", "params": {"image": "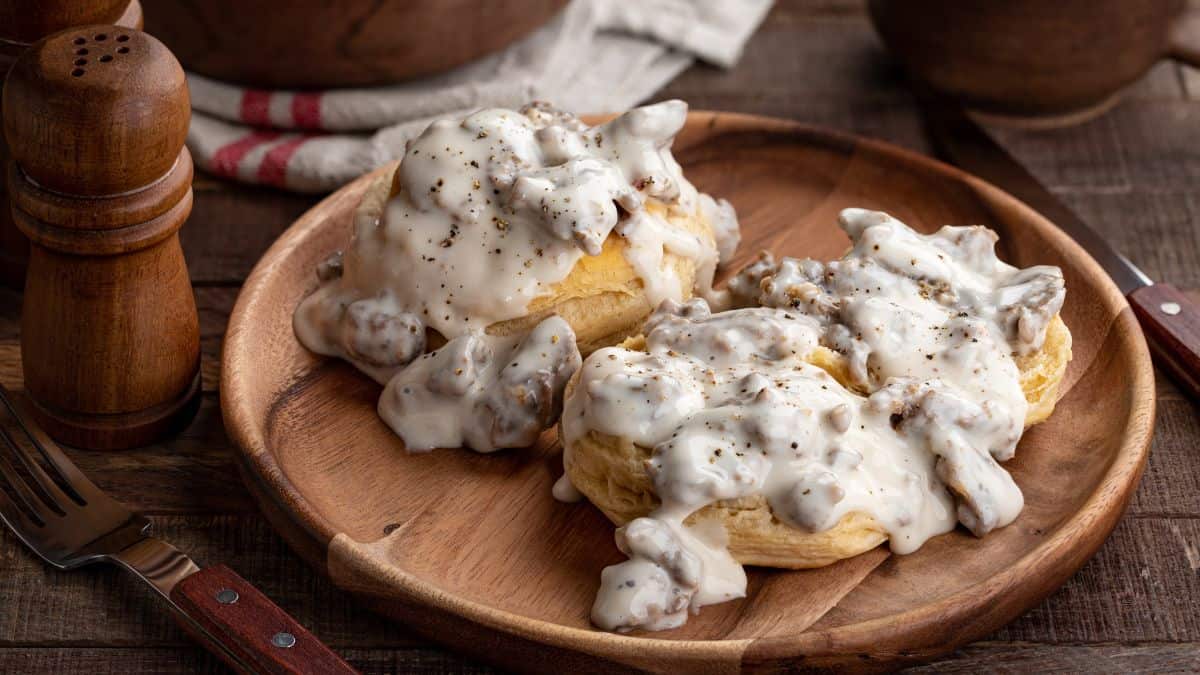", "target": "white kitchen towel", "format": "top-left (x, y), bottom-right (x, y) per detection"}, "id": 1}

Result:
top-left (186, 0), bottom-right (773, 193)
